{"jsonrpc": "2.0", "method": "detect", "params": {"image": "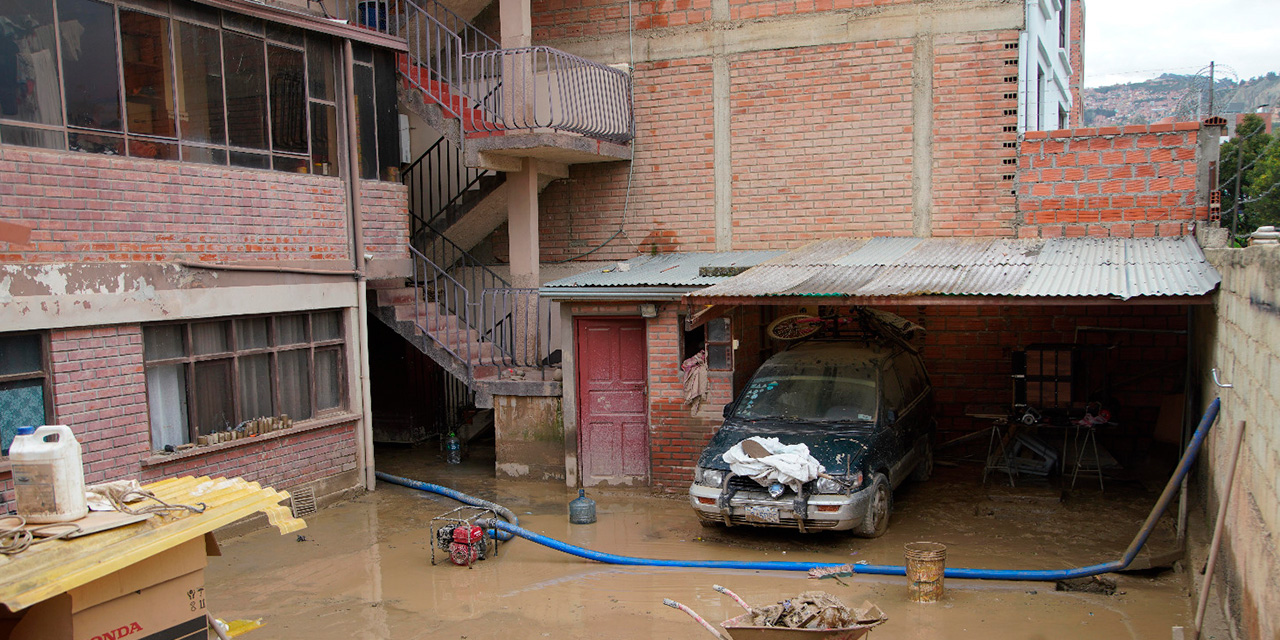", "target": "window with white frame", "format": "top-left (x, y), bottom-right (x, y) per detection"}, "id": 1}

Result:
top-left (142, 311), bottom-right (346, 449)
